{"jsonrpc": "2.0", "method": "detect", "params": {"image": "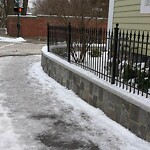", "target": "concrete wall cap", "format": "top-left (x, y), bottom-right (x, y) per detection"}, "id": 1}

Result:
top-left (42, 47), bottom-right (150, 113)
